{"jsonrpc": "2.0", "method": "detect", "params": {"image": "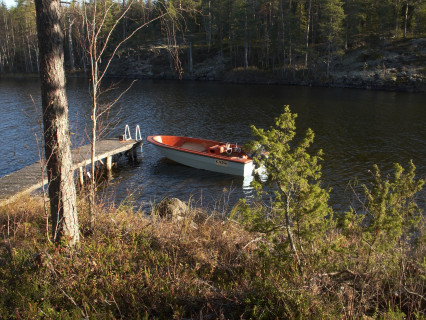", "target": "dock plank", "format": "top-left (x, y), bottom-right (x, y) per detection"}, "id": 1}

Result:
top-left (0, 138), bottom-right (141, 206)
